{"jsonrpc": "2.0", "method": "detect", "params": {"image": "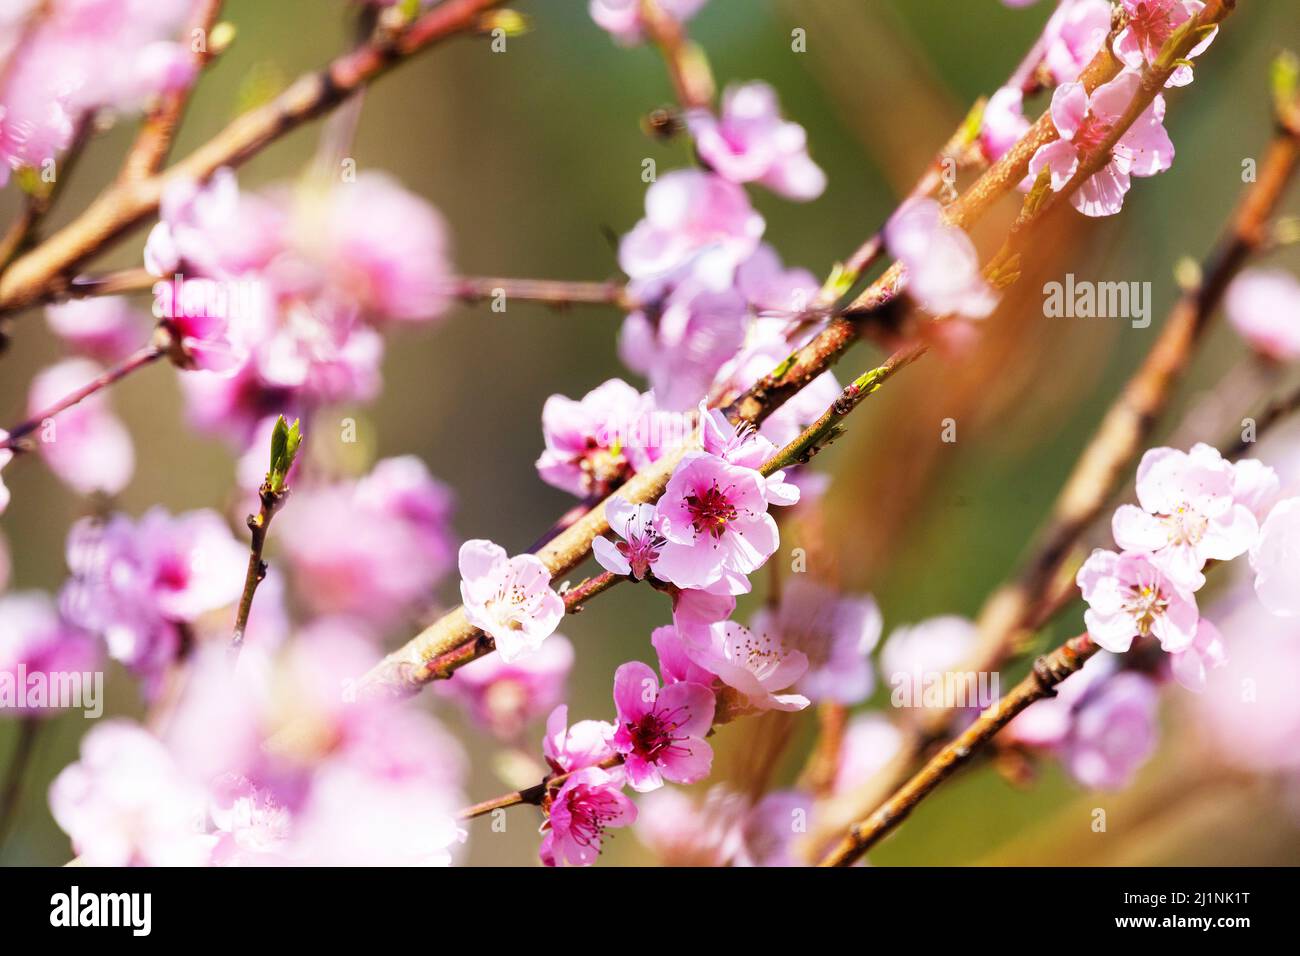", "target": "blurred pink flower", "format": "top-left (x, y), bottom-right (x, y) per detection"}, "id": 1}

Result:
top-left (611, 660), bottom-right (714, 791)
top-left (28, 358), bottom-right (135, 497)
top-left (884, 198), bottom-right (997, 318)
top-left (1060, 671), bottom-right (1160, 790)
top-left (539, 766), bottom-right (636, 867)
top-left (45, 297), bottom-right (147, 363)
top-left (1250, 497), bottom-right (1300, 617)
top-left (1029, 71), bottom-right (1174, 217)
top-left (589, 0), bottom-right (707, 45)
top-left (1169, 617), bottom-right (1228, 692)
top-left (1042, 0), bottom-right (1112, 84)
top-left (735, 243), bottom-right (820, 317)
top-left (833, 713), bottom-right (903, 797)
top-left (0, 432), bottom-right (10, 515)
top-left (688, 81), bottom-right (825, 201)
top-left (0, 591), bottom-right (100, 718)
top-left (880, 615), bottom-right (979, 688)
top-left (439, 634), bottom-right (574, 740)
top-left (1077, 548), bottom-right (1199, 653)
top-left (1225, 269), bottom-right (1300, 362)
top-left (634, 785), bottom-right (747, 866)
top-left (1114, 0), bottom-right (1216, 88)
top-left (981, 86), bottom-right (1030, 163)
top-left (748, 577), bottom-right (881, 705)
top-left (458, 539), bottom-right (564, 662)
top-left (736, 789), bottom-right (813, 867)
